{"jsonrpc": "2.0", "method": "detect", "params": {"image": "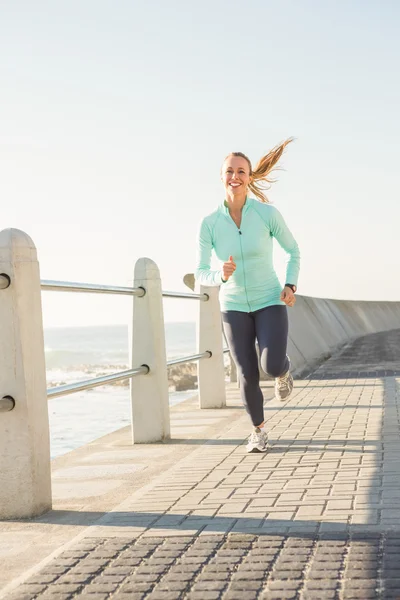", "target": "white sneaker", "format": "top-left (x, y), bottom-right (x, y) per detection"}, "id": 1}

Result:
top-left (275, 362), bottom-right (294, 402)
top-left (246, 427), bottom-right (268, 453)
